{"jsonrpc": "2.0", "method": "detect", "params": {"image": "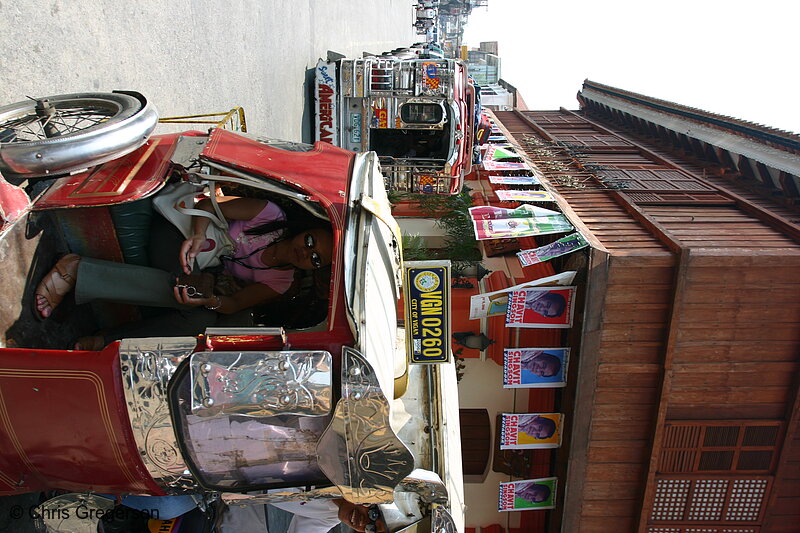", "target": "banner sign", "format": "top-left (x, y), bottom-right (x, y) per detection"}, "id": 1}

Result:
top-left (483, 159), bottom-right (531, 171)
top-left (503, 348), bottom-right (569, 388)
top-left (518, 232), bottom-right (588, 267)
top-left (469, 271), bottom-right (577, 320)
top-left (403, 261), bottom-right (451, 364)
top-left (499, 477), bottom-right (558, 511)
top-left (505, 287), bottom-right (576, 328)
top-left (470, 205), bottom-right (559, 220)
top-left (485, 144), bottom-right (519, 160)
top-left (500, 413), bottom-right (563, 449)
top-left (488, 174), bottom-right (541, 185)
top-left (471, 215), bottom-right (572, 241)
top-left (470, 204), bottom-right (570, 240)
top-left (315, 60), bottom-right (338, 145)
top-left (496, 190), bottom-right (555, 202)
